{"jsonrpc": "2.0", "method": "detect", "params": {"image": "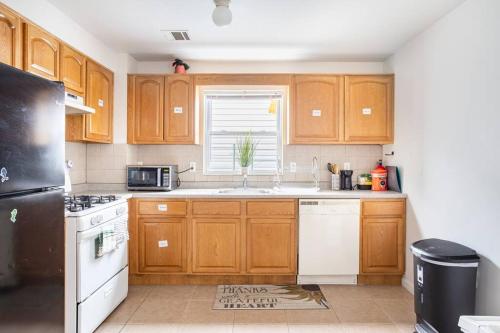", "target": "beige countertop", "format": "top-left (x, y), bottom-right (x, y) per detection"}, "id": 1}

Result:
top-left (104, 187), bottom-right (406, 199)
